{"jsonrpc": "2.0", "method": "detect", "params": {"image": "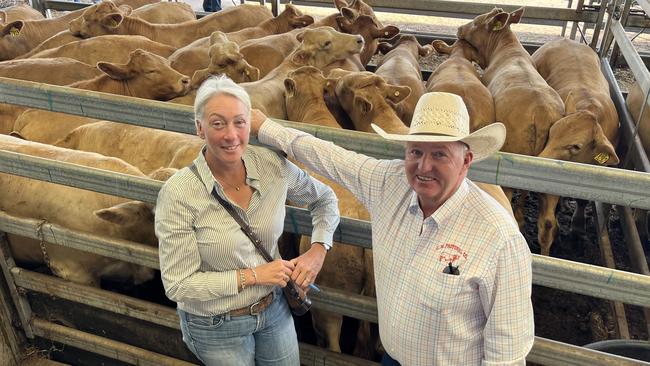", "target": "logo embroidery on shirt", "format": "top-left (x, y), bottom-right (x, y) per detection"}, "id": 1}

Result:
top-left (434, 243), bottom-right (468, 266)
